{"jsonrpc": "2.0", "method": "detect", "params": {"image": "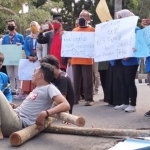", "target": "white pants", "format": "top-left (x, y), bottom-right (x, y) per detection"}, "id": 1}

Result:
top-left (6, 66), bottom-right (21, 92)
